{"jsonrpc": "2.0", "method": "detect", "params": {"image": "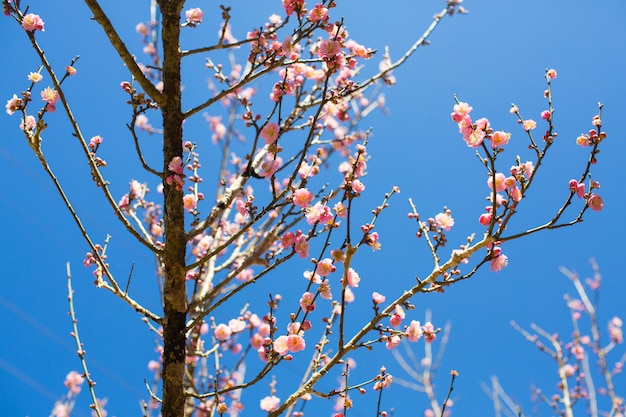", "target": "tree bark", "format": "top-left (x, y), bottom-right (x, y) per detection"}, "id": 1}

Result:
top-left (159, 2), bottom-right (187, 417)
